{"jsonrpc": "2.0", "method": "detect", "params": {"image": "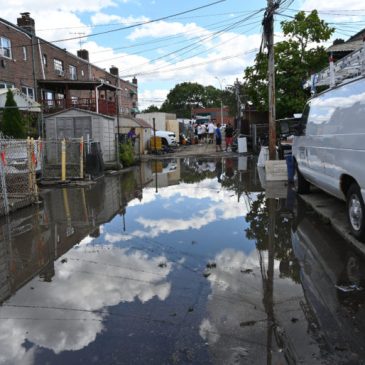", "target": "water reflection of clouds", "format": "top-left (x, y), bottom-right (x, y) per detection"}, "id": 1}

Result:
top-left (0, 246), bottom-right (171, 364)
top-left (116, 180), bottom-right (254, 240)
top-left (198, 249), bottom-right (264, 361)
